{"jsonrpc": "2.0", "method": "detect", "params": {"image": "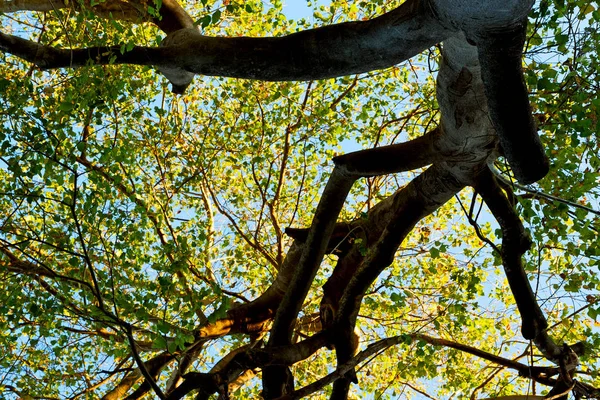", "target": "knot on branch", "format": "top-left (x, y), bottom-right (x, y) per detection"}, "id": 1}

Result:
top-left (157, 28), bottom-right (200, 94)
top-left (448, 67), bottom-right (473, 97)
